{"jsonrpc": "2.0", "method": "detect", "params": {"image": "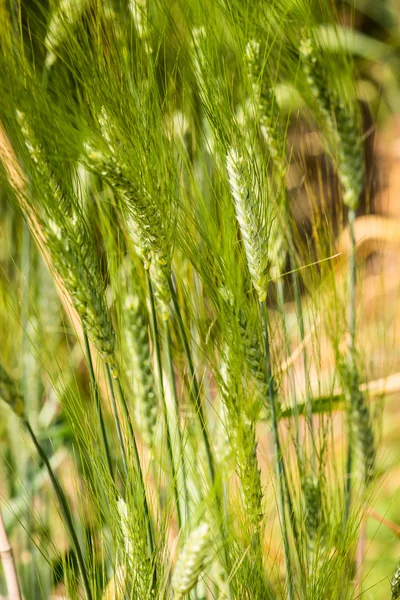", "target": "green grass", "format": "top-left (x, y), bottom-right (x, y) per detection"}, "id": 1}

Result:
top-left (0, 0), bottom-right (399, 598)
